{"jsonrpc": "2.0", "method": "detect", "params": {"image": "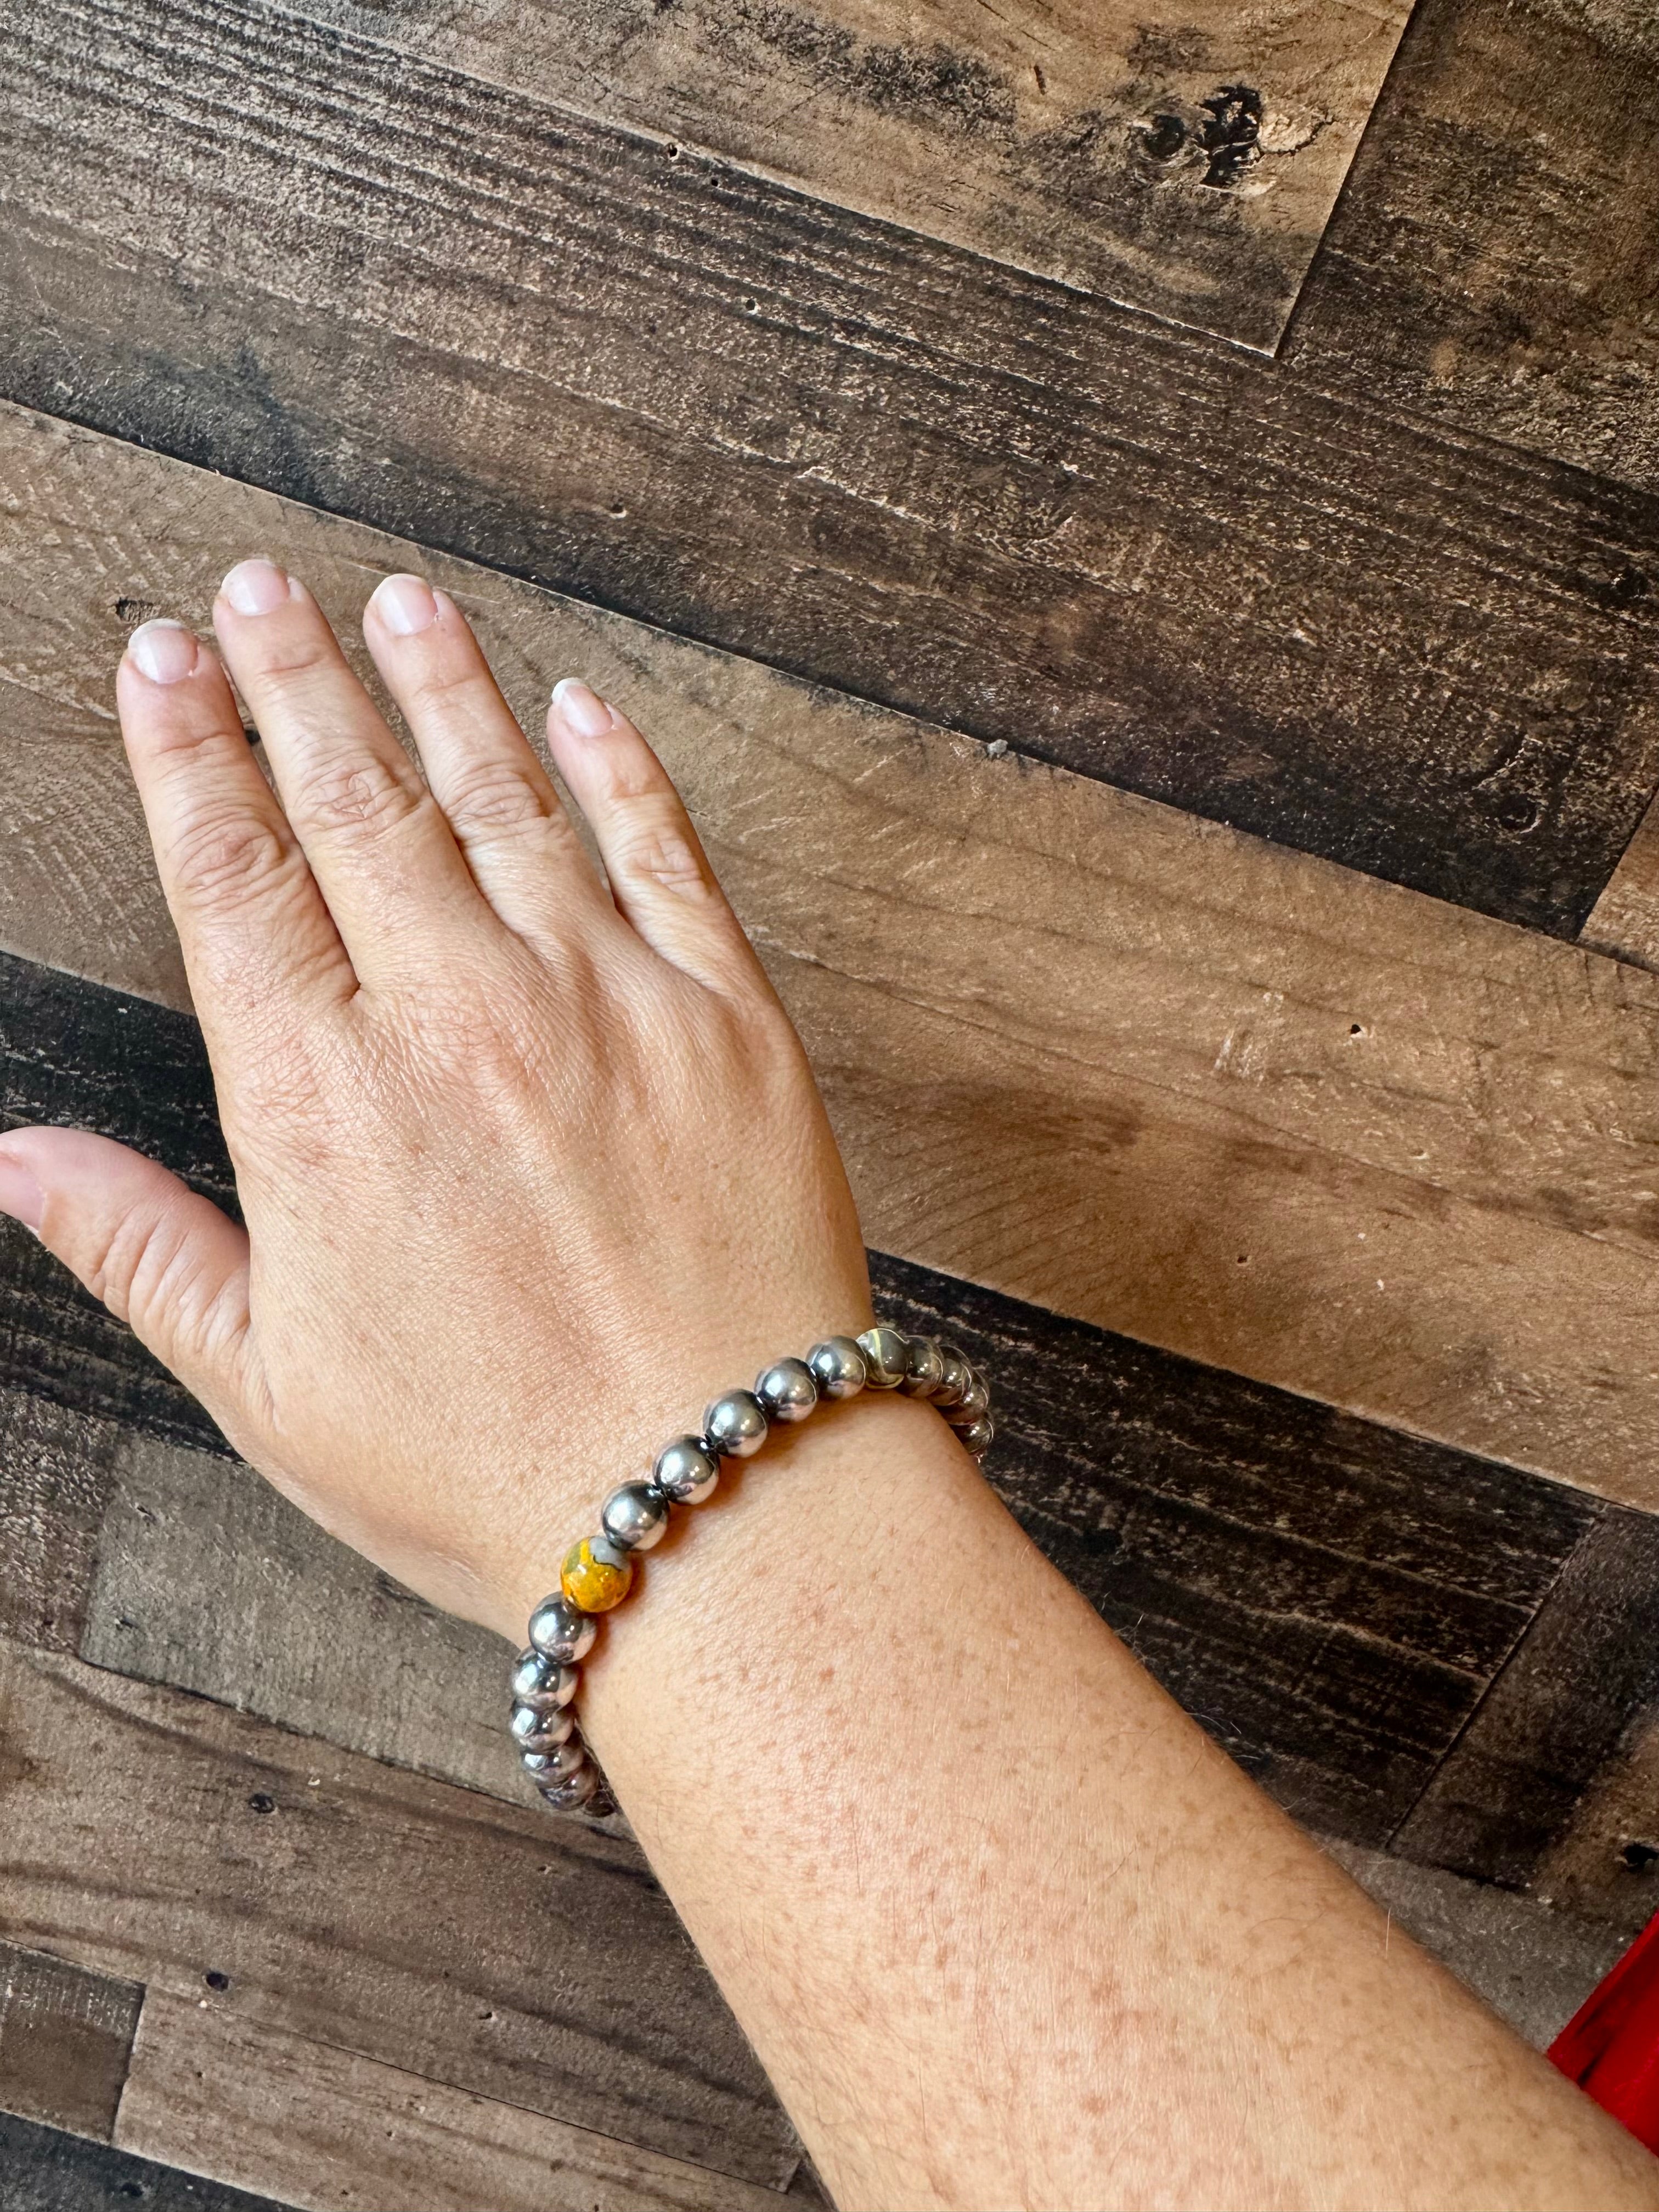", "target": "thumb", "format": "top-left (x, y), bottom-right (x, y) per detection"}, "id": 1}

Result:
top-left (0, 1125), bottom-right (253, 1417)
